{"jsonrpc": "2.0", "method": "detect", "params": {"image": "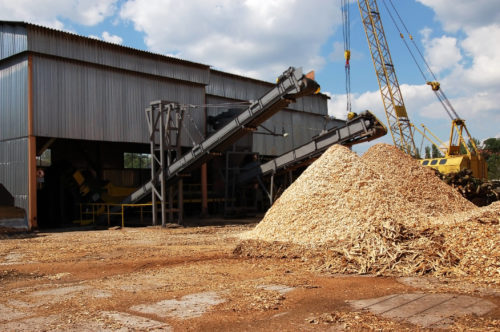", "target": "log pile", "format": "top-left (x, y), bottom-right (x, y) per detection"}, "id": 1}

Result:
top-left (238, 144), bottom-right (500, 283)
top-left (434, 169), bottom-right (500, 206)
